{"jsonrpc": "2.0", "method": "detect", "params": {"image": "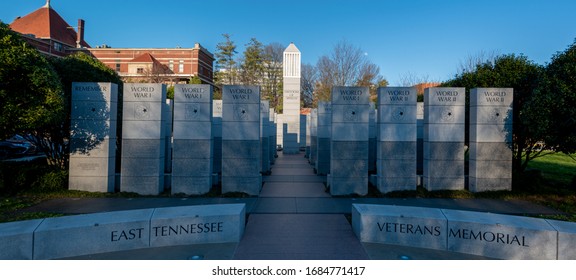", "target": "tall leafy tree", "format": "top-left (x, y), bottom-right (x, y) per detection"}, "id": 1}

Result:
top-left (528, 40), bottom-right (576, 156)
top-left (314, 55), bottom-right (336, 103)
top-left (356, 62), bottom-right (387, 103)
top-left (189, 75), bottom-right (202, 84)
top-left (315, 40), bottom-right (386, 103)
top-left (262, 42), bottom-right (284, 110)
top-left (238, 38), bottom-right (265, 86)
top-left (301, 63), bottom-right (317, 108)
top-left (214, 33), bottom-right (237, 85)
top-left (0, 22), bottom-right (64, 161)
